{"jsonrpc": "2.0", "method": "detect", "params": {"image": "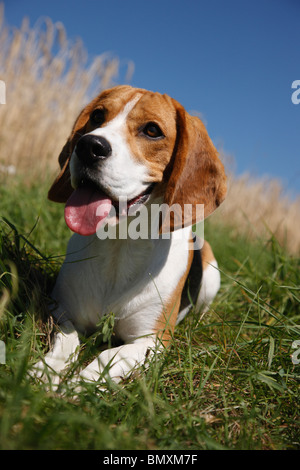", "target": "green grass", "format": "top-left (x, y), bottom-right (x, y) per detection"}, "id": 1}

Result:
top-left (0, 177), bottom-right (299, 450)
